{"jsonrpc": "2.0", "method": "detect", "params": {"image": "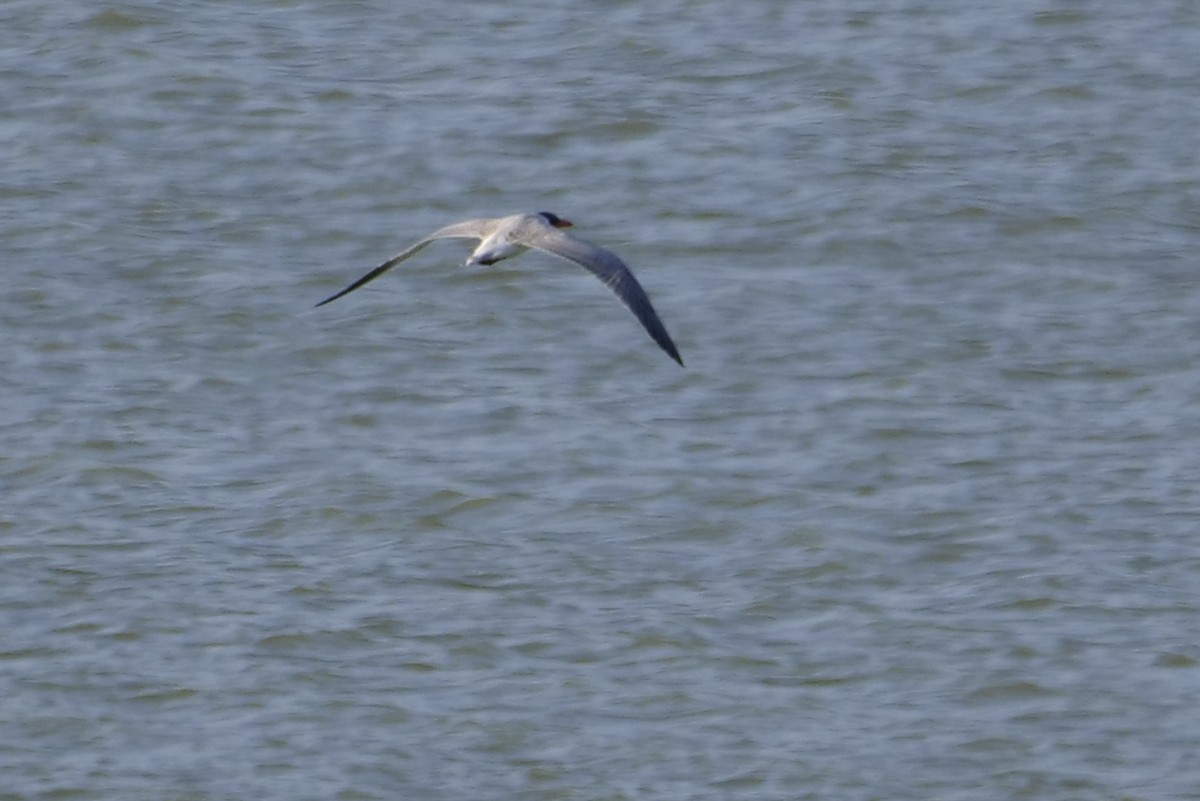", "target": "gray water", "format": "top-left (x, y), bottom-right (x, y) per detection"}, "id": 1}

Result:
top-left (4, 2), bottom-right (1200, 799)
